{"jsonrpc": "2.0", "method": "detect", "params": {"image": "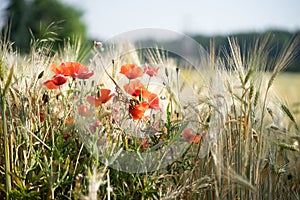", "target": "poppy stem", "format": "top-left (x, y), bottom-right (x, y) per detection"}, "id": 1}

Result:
top-left (146, 76), bottom-right (151, 89)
